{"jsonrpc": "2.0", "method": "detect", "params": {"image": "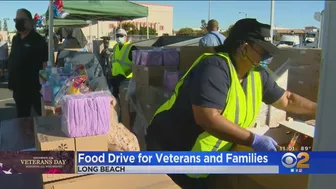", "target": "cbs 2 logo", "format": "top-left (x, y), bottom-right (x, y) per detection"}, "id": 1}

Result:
top-left (281, 152), bottom-right (310, 168)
